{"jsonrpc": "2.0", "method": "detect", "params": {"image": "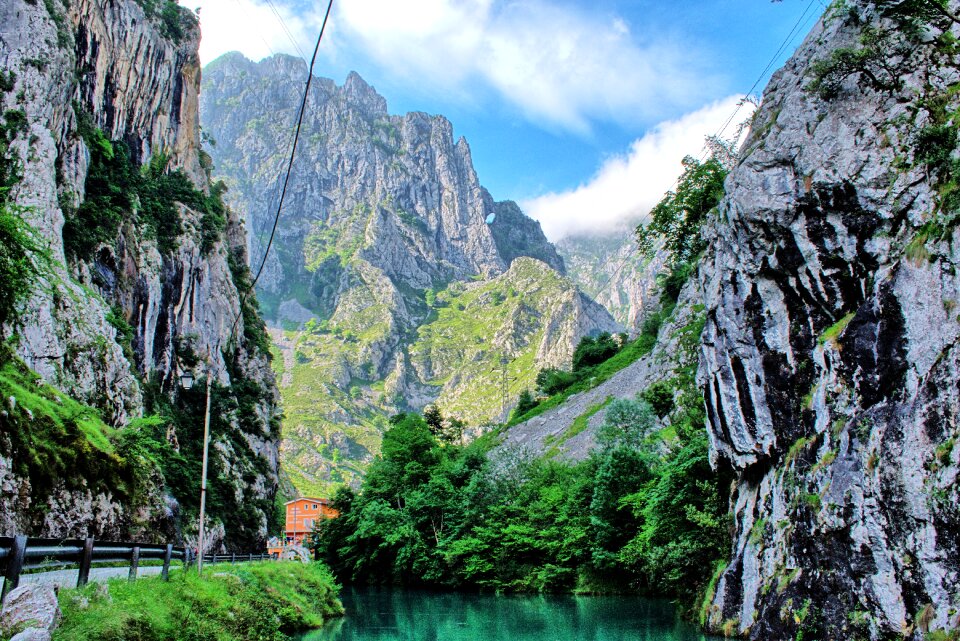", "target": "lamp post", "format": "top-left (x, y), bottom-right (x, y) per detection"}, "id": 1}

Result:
top-left (180, 364), bottom-right (213, 575)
